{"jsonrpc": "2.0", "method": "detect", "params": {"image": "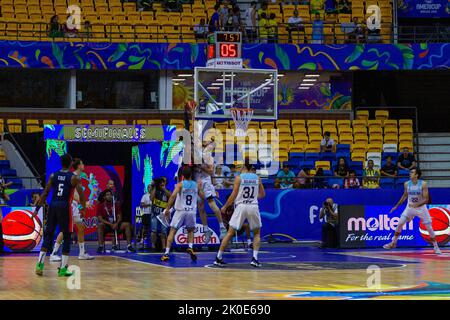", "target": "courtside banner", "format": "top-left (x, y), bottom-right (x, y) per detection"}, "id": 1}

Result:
top-left (44, 124), bottom-right (176, 142)
top-left (340, 204), bottom-right (450, 248)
